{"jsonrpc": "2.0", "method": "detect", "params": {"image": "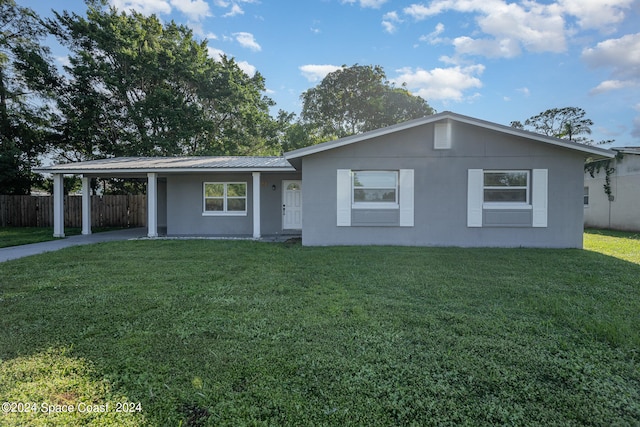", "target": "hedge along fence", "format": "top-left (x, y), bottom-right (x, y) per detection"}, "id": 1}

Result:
top-left (0, 195), bottom-right (147, 228)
